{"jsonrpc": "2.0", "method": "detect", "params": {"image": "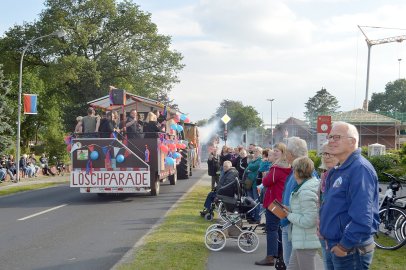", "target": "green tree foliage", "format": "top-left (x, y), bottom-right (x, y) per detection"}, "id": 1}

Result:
top-left (0, 65), bottom-right (14, 153)
top-left (369, 79), bottom-right (406, 113)
top-left (0, 0), bottom-right (184, 154)
top-left (212, 100), bottom-right (263, 131)
top-left (304, 88), bottom-right (340, 126)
